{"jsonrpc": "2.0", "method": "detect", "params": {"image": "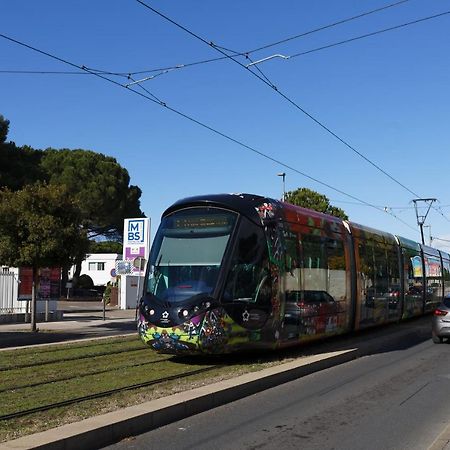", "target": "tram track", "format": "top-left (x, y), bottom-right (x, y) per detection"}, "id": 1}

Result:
top-left (0, 365), bottom-right (221, 421)
top-left (0, 356), bottom-right (171, 393)
top-left (0, 345), bottom-right (150, 371)
top-left (0, 334), bottom-right (231, 431)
